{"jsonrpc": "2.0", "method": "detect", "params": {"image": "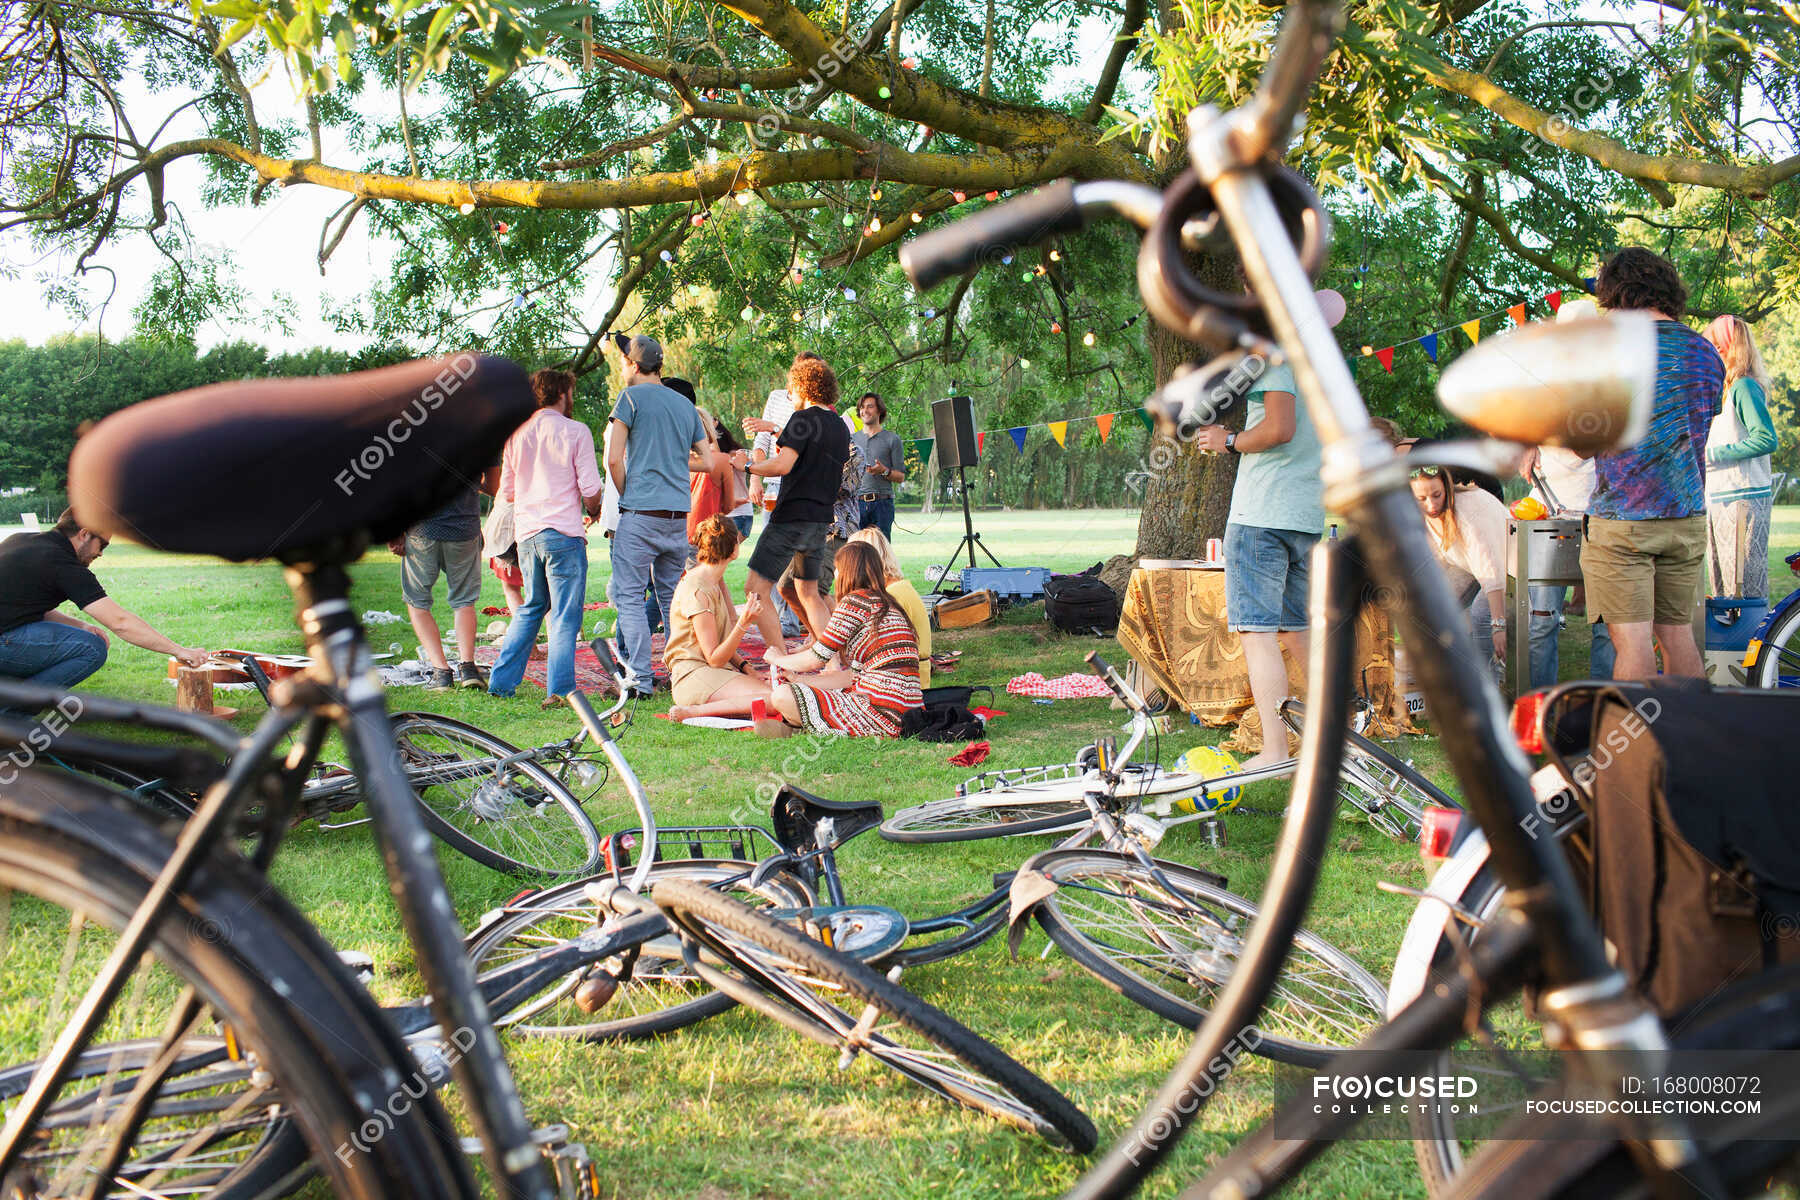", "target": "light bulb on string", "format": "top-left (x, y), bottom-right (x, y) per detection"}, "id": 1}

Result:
top-left (690, 212), bottom-right (707, 226)
top-left (1000, 254), bottom-right (1012, 265)
top-left (1019, 358), bottom-right (1031, 369)
top-left (792, 310), bottom-right (803, 321)
top-left (1048, 249), bottom-right (1061, 262)
top-left (952, 190), bottom-right (967, 203)
top-left (659, 250), bottom-right (674, 262)
top-left (495, 222), bottom-right (510, 235)
top-left (741, 305), bottom-right (755, 320)
top-left (842, 213), bottom-right (855, 226)
top-left (923, 308), bottom-right (936, 319)
top-left (877, 85), bottom-right (892, 99)
top-left (458, 202), bottom-right (476, 215)
top-left (910, 211), bottom-right (922, 223)
top-left (868, 217), bottom-right (883, 233)
top-left (984, 190), bottom-right (999, 201)
top-left (843, 287), bottom-right (857, 301)
top-left (734, 191), bottom-right (752, 207)
top-left (901, 56), bottom-right (918, 69)
top-left (1051, 322), bottom-right (1062, 334)
top-left (870, 187), bottom-right (883, 200)
top-left (1082, 331), bottom-right (1096, 346)
top-left (1361, 345), bottom-right (1374, 356)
